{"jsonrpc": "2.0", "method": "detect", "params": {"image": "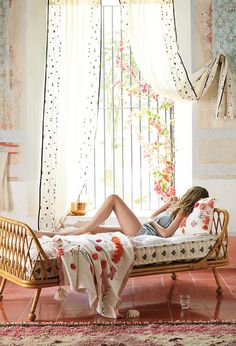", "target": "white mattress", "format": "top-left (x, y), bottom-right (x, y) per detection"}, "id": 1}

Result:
top-left (132, 234), bottom-right (219, 266)
top-left (36, 233), bottom-right (219, 268)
